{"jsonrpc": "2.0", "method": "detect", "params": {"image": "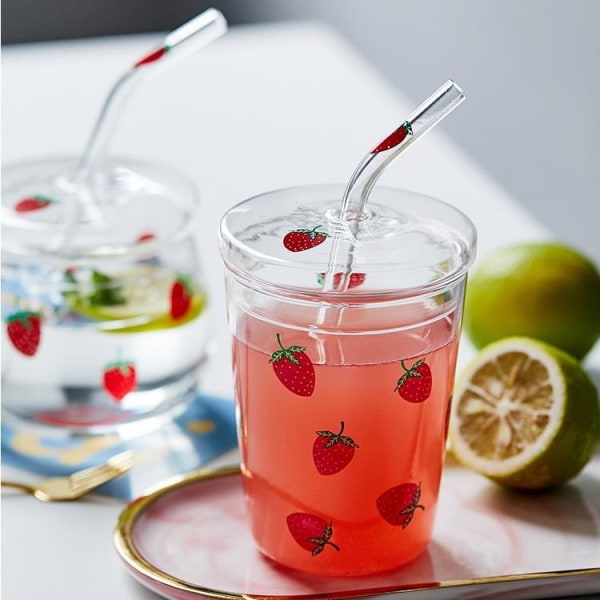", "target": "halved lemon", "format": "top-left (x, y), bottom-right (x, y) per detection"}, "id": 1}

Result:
top-left (449, 337), bottom-right (600, 490)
